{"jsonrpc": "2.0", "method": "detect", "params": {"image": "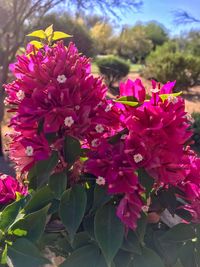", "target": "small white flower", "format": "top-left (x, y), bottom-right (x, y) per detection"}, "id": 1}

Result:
top-left (121, 134), bottom-right (128, 140)
top-left (0, 174), bottom-right (7, 180)
top-left (96, 176), bottom-right (106, 186)
top-left (151, 88), bottom-right (160, 93)
top-left (57, 74), bottom-right (67, 83)
top-left (64, 116), bottom-right (74, 127)
top-left (133, 153), bottom-right (143, 163)
top-left (75, 105), bottom-right (80, 111)
top-left (91, 139), bottom-right (100, 147)
top-left (105, 103), bottom-right (113, 112)
top-left (16, 90), bottom-right (25, 101)
top-left (25, 146), bottom-right (34, 157)
top-left (95, 124), bottom-right (104, 133)
top-left (167, 95), bottom-right (178, 104)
